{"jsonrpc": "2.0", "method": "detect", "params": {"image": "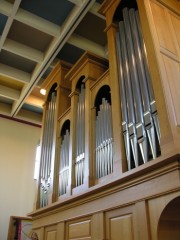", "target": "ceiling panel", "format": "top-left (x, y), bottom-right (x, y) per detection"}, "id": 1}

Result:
top-left (74, 12), bottom-right (107, 46)
top-left (0, 13), bottom-right (8, 35)
top-left (57, 43), bottom-right (85, 64)
top-left (22, 103), bottom-right (43, 114)
top-left (0, 96), bottom-right (13, 105)
top-left (8, 20), bottom-right (53, 52)
top-left (19, 0), bottom-right (75, 25)
top-left (0, 50), bottom-right (36, 73)
top-left (0, 75), bottom-right (24, 90)
top-left (0, 0), bottom-right (107, 125)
